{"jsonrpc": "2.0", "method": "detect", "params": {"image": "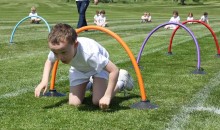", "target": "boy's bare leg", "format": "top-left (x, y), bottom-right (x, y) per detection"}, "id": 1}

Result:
top-left (92, 77), bottom-right (120, 106)
top-left (92, 77), bottom-right (108, 105)
top-left (69, 82), bottom-right (88, 106)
